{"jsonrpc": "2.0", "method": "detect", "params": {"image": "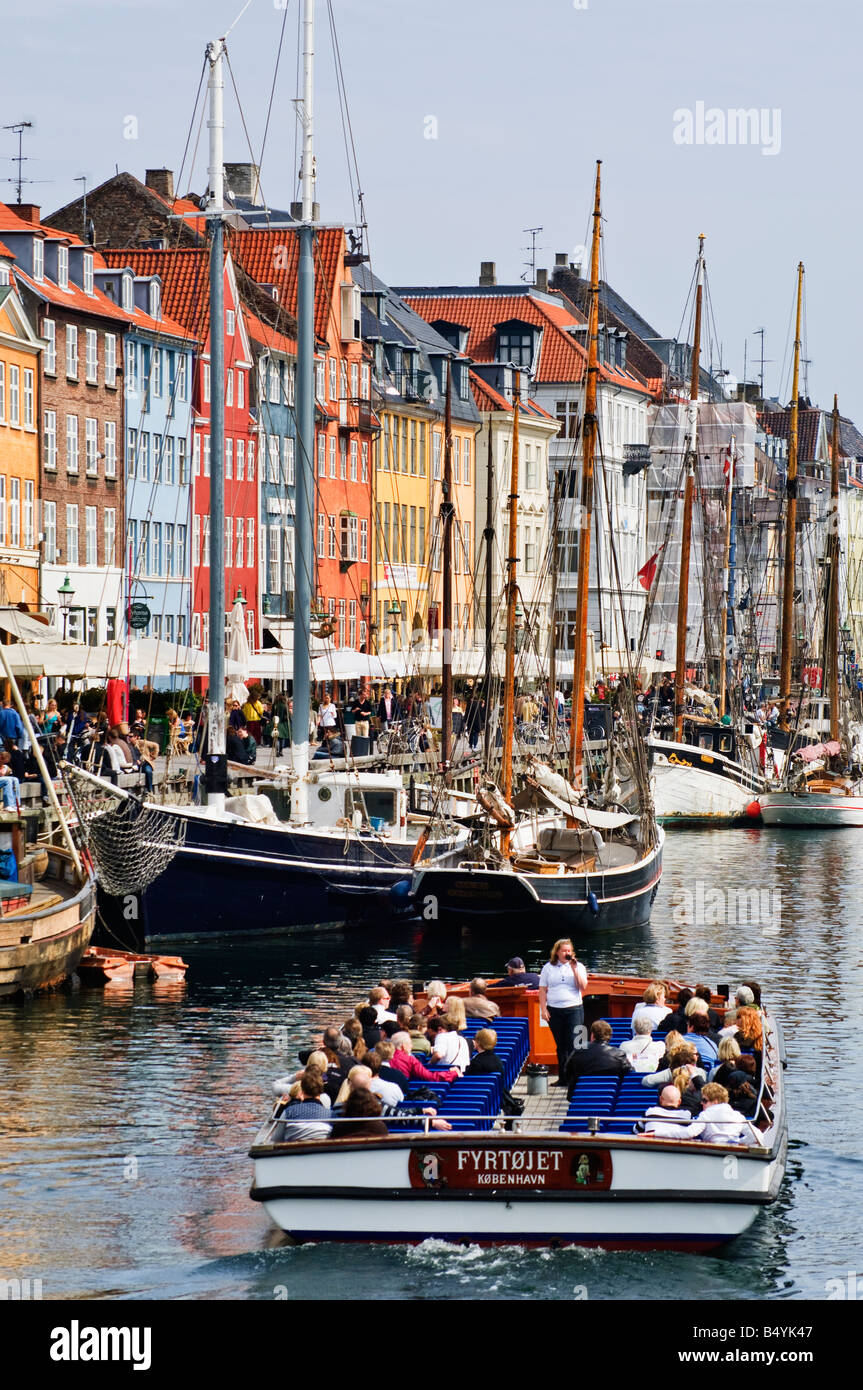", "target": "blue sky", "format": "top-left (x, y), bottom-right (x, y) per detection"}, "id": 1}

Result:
top-left (4, 0), bottom-right (861, 419)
